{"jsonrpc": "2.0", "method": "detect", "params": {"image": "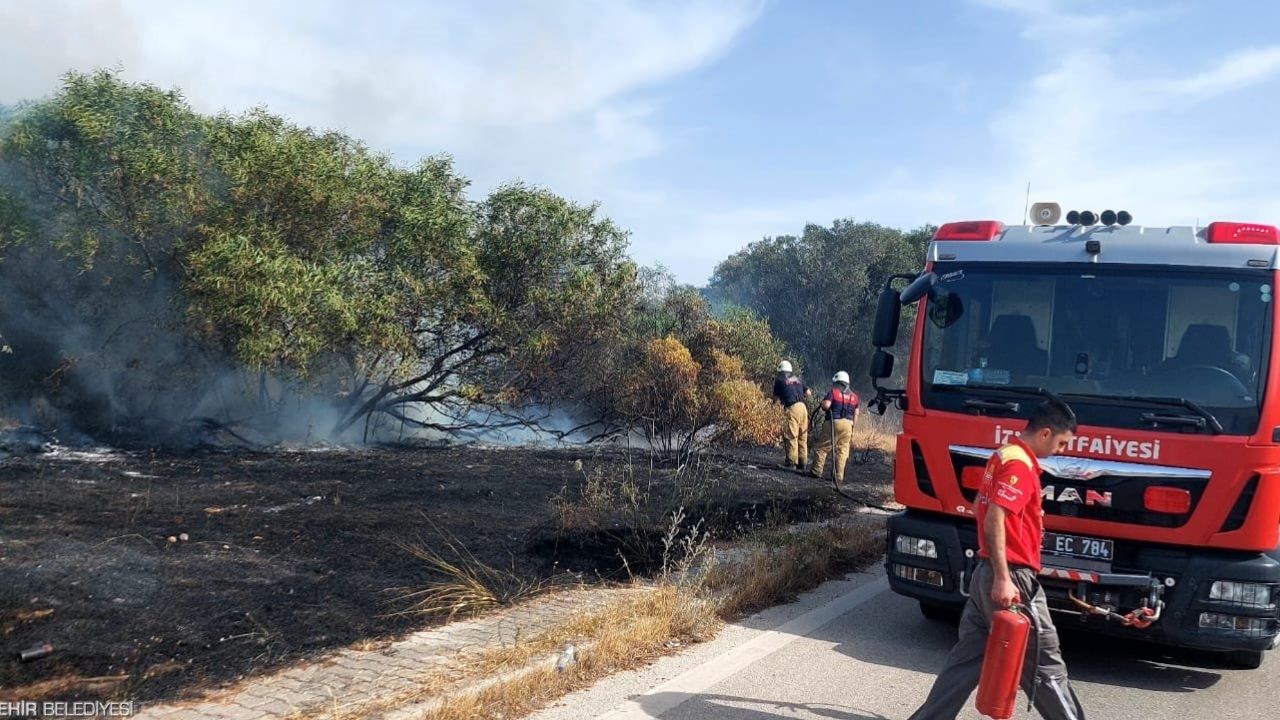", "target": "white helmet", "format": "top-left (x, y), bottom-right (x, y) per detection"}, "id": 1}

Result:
top-left (832, 370), bottom-right (850, 385)
top-left (777, 360), bottom-right (793, 373)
